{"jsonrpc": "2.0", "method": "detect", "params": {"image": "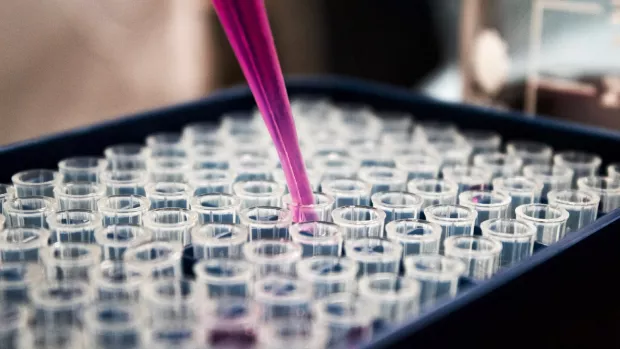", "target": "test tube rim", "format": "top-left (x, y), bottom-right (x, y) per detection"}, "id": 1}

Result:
top-left (193, 258), bottom-right (253, 284)
top-left (254, 276), bottom-right (312, 303)
top-left (11, 169), bottom-right (60, 188)
top-left (296, 256), bottom-right (359, 282)
top-left (31, 280), bottom-right (94, 310)
top-left (58, 156), bottom-right (109, 173)
top-left (282, 191), bottom-right (335, 210)
top-left (145, 182), bottom-right (194, 198)
top-left (140, 278), bottom-right (199, 308)
top-left (472, 152), bottom-right (524, 169)
top-left (394, 153), bottom-right (442, 169)
top-left (423, 204), bottom-right (478, 224)
top-left (443, 235), bottom-right (503, 258)
top-left (146, 157), bottom-right (192, 173)
top-left (190, 193), bottom-right (240, 212)
top-left (553, 150), bottom-right (602, 169)
top-left (238, 206), bottom-right (292, 227)
top-left (442, 164), bottom-right (491, 180)
top-left (190, 223), bottom-right (248, 247)
top-left (313, 293), bottom-right (375, 326)
top-left (94, 224), bottom-right (153, 248)
top-left (407, 178), bottom-right (459, 198)
top-left (3, 196), bottom-right (57, 215)
top-left (320, 179), bottom-right (372, 196)
top-left (505, 140), bottom-right (553, 159)
top-left (289, 221), bottom-right (344, 245)
top-left (547, 189), bottom-right (601, 208)
top-left (0, 305), bottom-right (29, 333)
top-left (89, 260), bottom-right (145, 290)
top-left (0, 263), bottom-right (45, 288)
top-left (145, 132), bottom-right (183, 147)
top-left (46, 209), bottom-right (103, 231)
top-left (142, 208), bottom-right (199, 229)
top-left (461, 129), bottom-right (502, 148)
top-left (331, 205), bottom-right (386, 227)
top-left (358, 166), bottom-right (409, 185)
top-left (242, 240), bottom-right (303, 264)
top-left (358, 273), bottom-right (421, 302)
top-left (385, 218), bottom-right (442, 243)
top-left (124, 241), bottom-right (183, 266)
top-left (515, 203), bottom-right (570, 224)
top-left (40, 242), bottom-right (102, 268)
top-left (100, 169), bottom-right (149, 185)
top-left (257, 318), bottom-right (329, 349)
top-left (54, 182), bottom-right (106, 200)
top-left (522, 164), bottom-right (574, 182)
top-left (577, 176), bottom-right (620, 195)
top-left (82, 302), bottom-right (144, 332)
top-left (104, 143), bottom-right (150, 159)
top-left (492, 176), bottom-right (544, 194)
top-left (0, 184), bottom-right (15, 199)
top-left (97, 195), bottom-right (150, 215)
top-left (371, 191), bottom-right (424, 209)
top-left (232, 180), bottom-right (286, 198)
top-left (480, 218), bottom-right (537, 241)
top-left (0, 227), bottom-right (50, 251)
top-left (458, 190), bottom-right (511, 208)
top-left (404, 254), bottom-right (467, 281)
top-left (187, 168), bottom-right (234, 184)
top-left (344, 238), bottom-right (403, 262)
top-left (607, 163), bottom-right (620, 177)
